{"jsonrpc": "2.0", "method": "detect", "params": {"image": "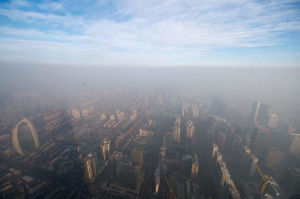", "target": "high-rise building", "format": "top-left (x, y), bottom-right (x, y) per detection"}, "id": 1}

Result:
top-left (101, 138), bottom-right (110, 161)
top-left (192, 104), bottom-right (199, 118)
top-left (214, 151), bottom-right (241, 199)
top-left (100, 113), bottom-right (106, 120)
top-left (250, 127), bottom-right (273, 153)
top-left (173, 115), bottom-right (181, 142)
top-left (250, 101), bottom-right (261, 124)
top-left (131, 146), bottom-right (144, 166)
top-left (116, 110), bottom-right (125, 121)
top-left (173, 126), bottom-right (180, 143)
top-left (217, 132), bottom-right (226, 150)
top-left (182, 102), bottom-right (188, 117)
top-left (71, 109), bottom-right (81, 120)
top-left (191, 154), bottom-right (199, 179)
top-left (84, 153), bottom-right (97, 183)
top-left (139, 129), bottom-right (154, 137)
top-left (154, 166), bottom-right (160, 195)
top-left (81, 109), bottom-right (89, 118)
top-left (186, 120), bottom-right (195, 138)
top-left (289, 133), bottom-right (300, 156)
top-left (130, 110), bottom-right (137, 121)
top-left (265, 147), bottom-right (283, 167)
top-left (257, 103), bottom-right (269, 125)
top-left (250, 101), bottom-right (269, 125)
top-left (117, 162), bottom-right (142, 190)
top-left (268, 114), bottom-right (279, 129)
top-left (282, 168), bottom-right (300, 197)
top-left (241, 146), bottom-right (258, 176)
top-left (212, 143), bottom-right (219, 158)
top-left (175, 115), bottom-right (181, 127)
top-left (229, 134), bottom-right (242, 155)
